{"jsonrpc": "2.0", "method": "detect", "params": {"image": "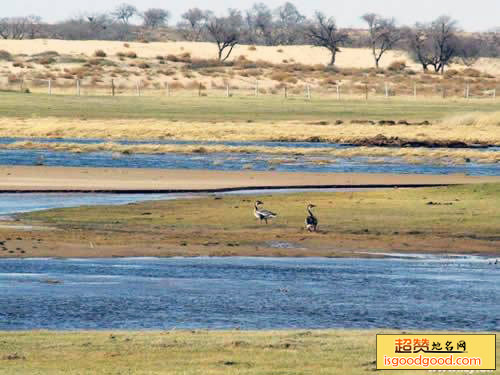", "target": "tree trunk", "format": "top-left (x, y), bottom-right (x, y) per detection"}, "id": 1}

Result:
top-left (329, 50), bottom-right (336, 66)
